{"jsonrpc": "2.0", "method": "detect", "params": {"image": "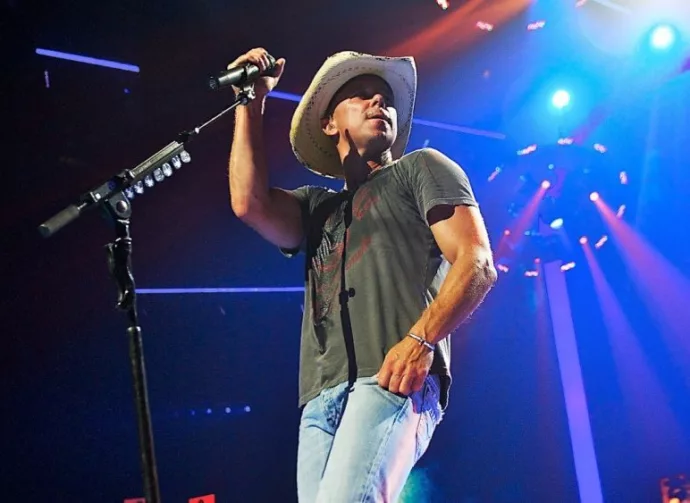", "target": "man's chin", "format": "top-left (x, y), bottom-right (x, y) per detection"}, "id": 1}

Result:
top-left (367, 131), bottom-right (396, 151)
